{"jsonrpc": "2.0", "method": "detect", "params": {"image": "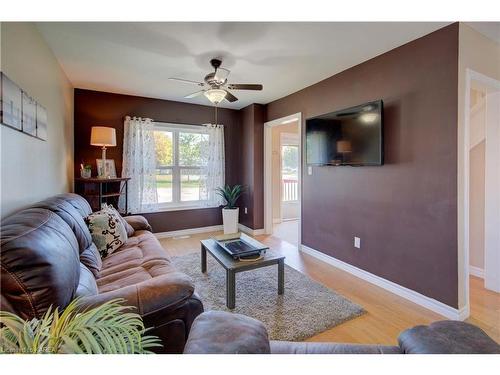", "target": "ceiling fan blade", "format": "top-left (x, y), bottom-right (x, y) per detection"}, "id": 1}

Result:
top-left (224, 90), bottom-right (238, 103)
top-left (214, 68), bottom-right (230, 82)
top-left (227, 84), bottom-right (263, 91)
top-left (184, 90), bottom-right (205, 99)
top-left (169, 77), bottom-right (204, 86)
